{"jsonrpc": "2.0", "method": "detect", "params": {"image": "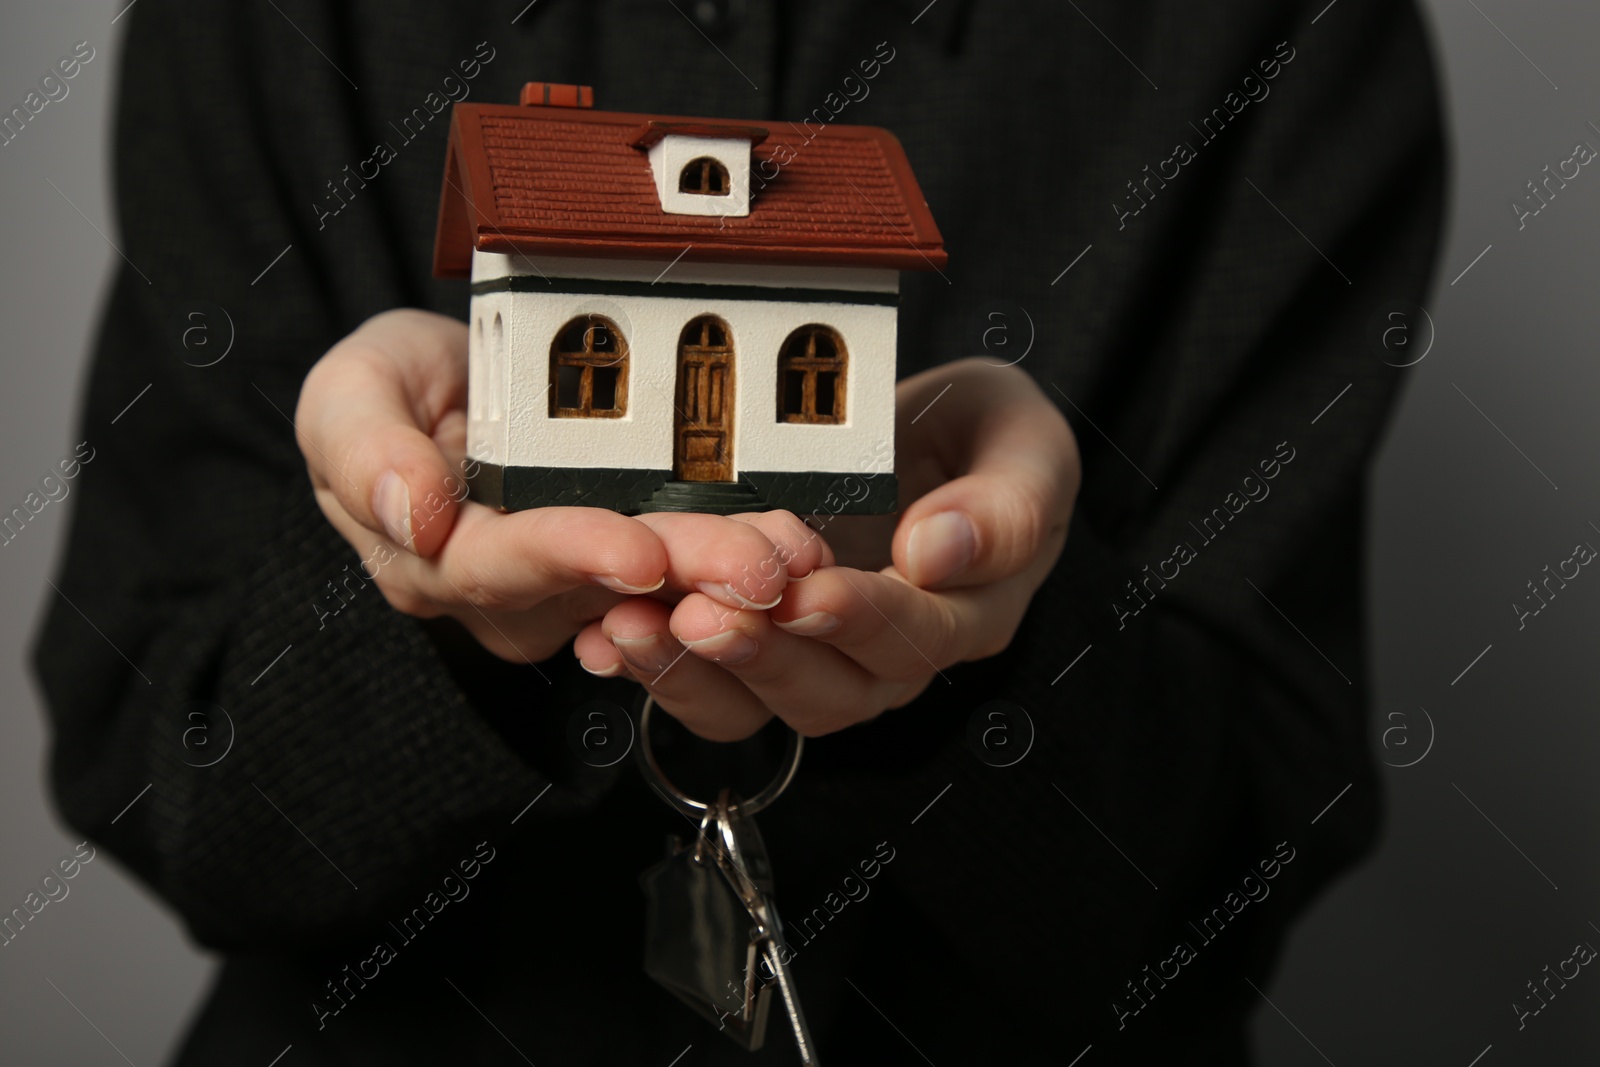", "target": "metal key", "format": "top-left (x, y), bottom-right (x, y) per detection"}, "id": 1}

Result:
top-left (712, 789), bottom-right (820, 1066)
